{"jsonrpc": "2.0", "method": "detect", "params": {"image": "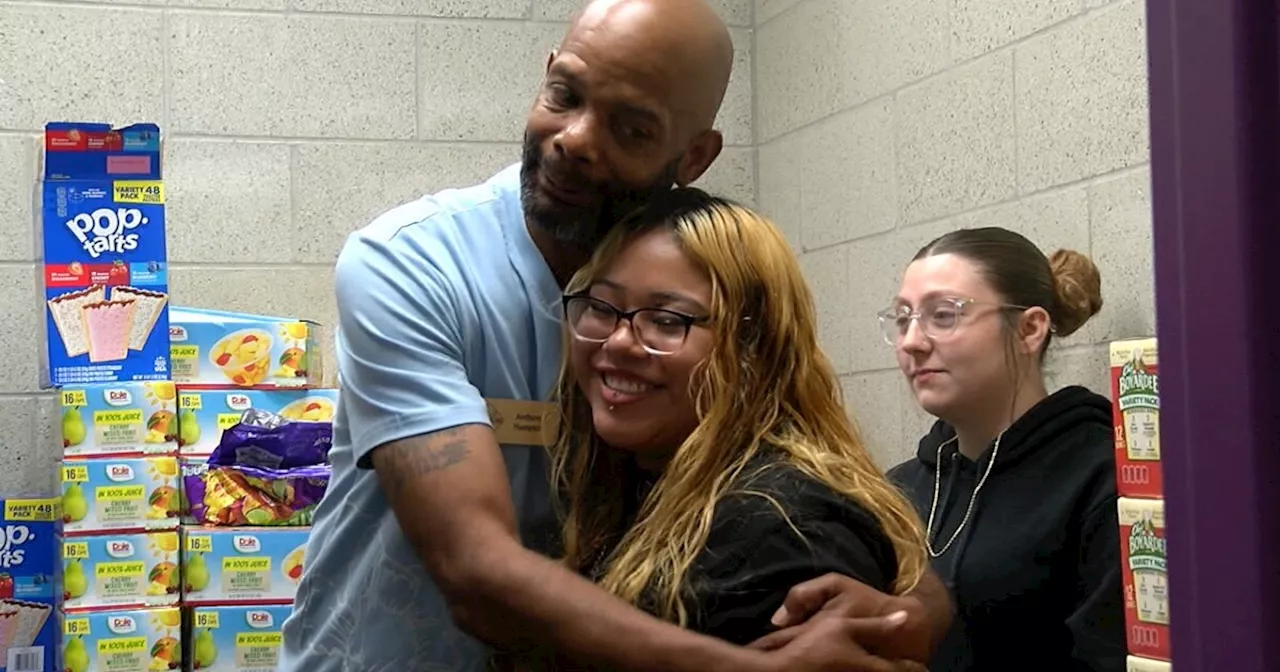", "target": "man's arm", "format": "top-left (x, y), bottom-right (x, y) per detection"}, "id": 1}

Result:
top-left (334, 232), bottom-right (775, 672)
top-left (372, 426), bottom-right (775, 672)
